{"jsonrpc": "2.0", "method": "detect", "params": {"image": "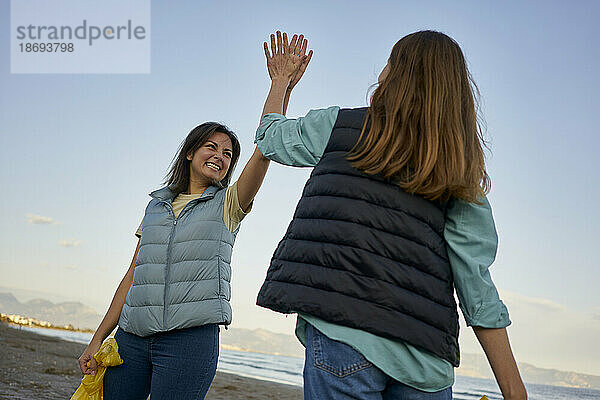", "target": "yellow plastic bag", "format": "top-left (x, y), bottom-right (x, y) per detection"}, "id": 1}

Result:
top-left (70, 338), bottom-right (123, 400)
